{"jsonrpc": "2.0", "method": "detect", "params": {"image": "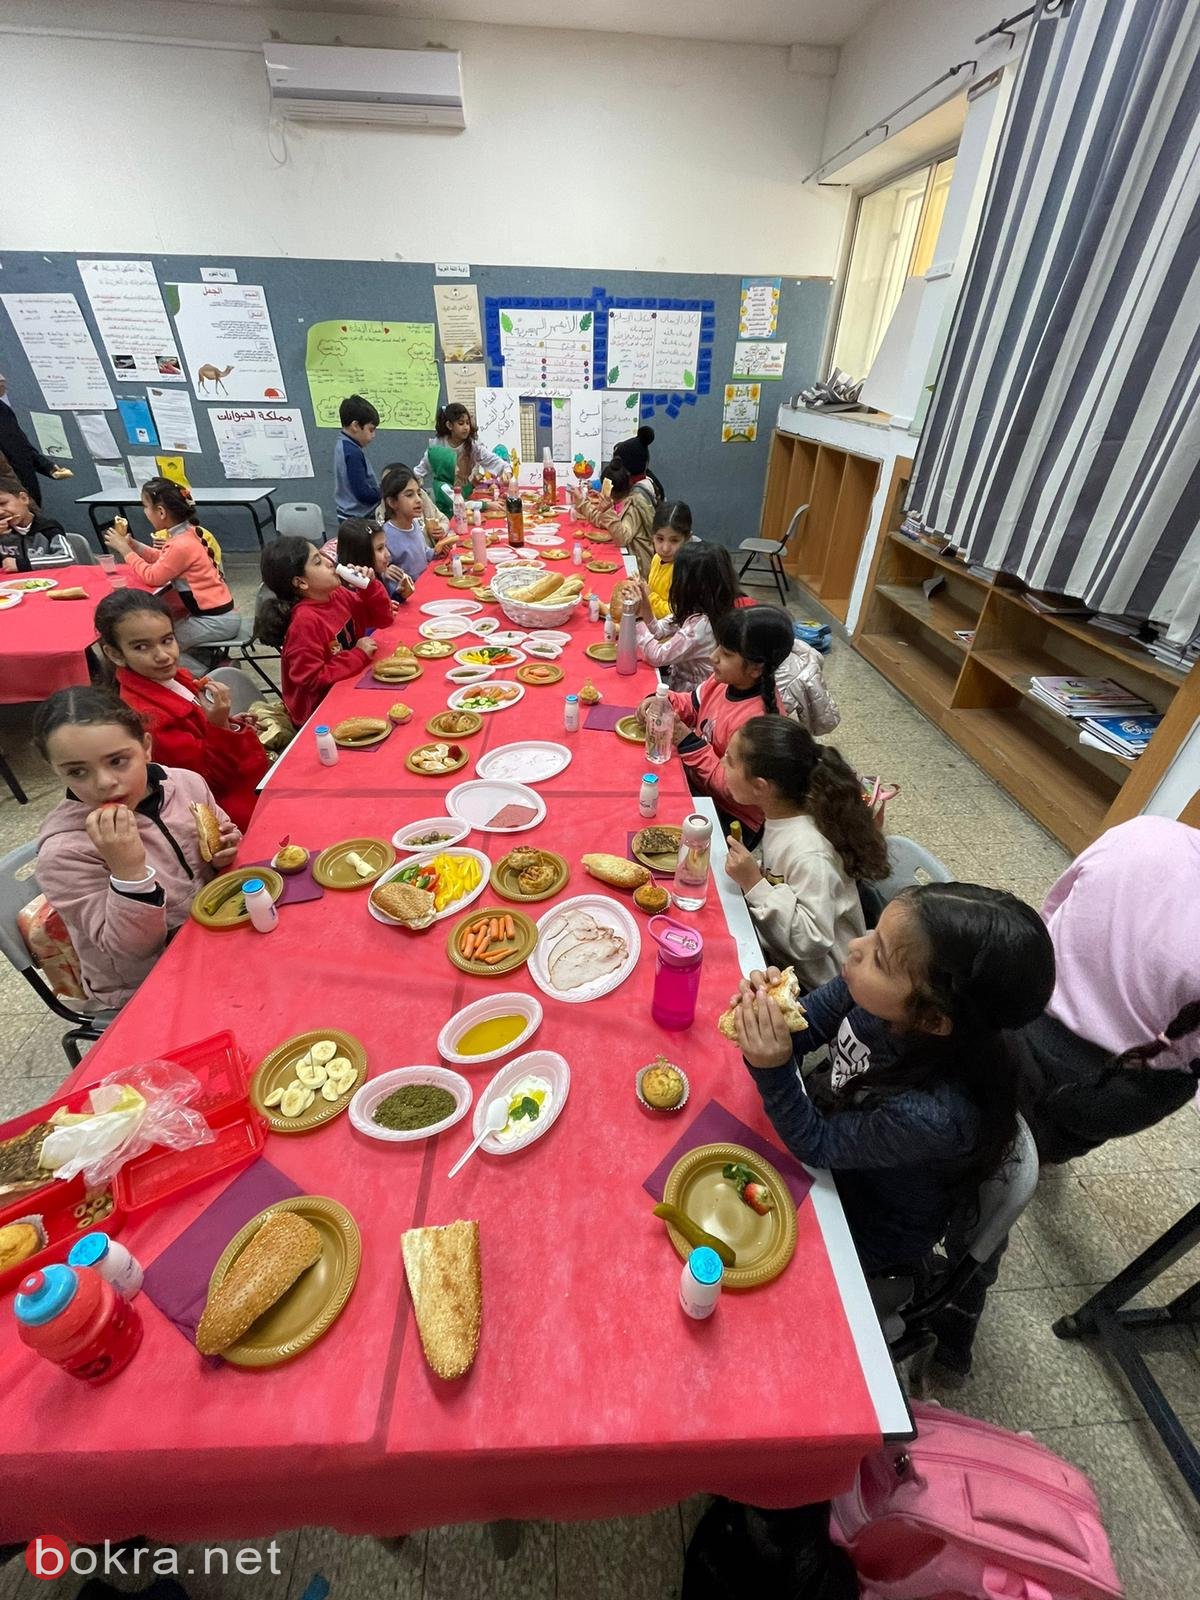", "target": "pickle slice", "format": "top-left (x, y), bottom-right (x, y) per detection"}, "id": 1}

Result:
top-left (652, 1203), bottom-right (736, 1269)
